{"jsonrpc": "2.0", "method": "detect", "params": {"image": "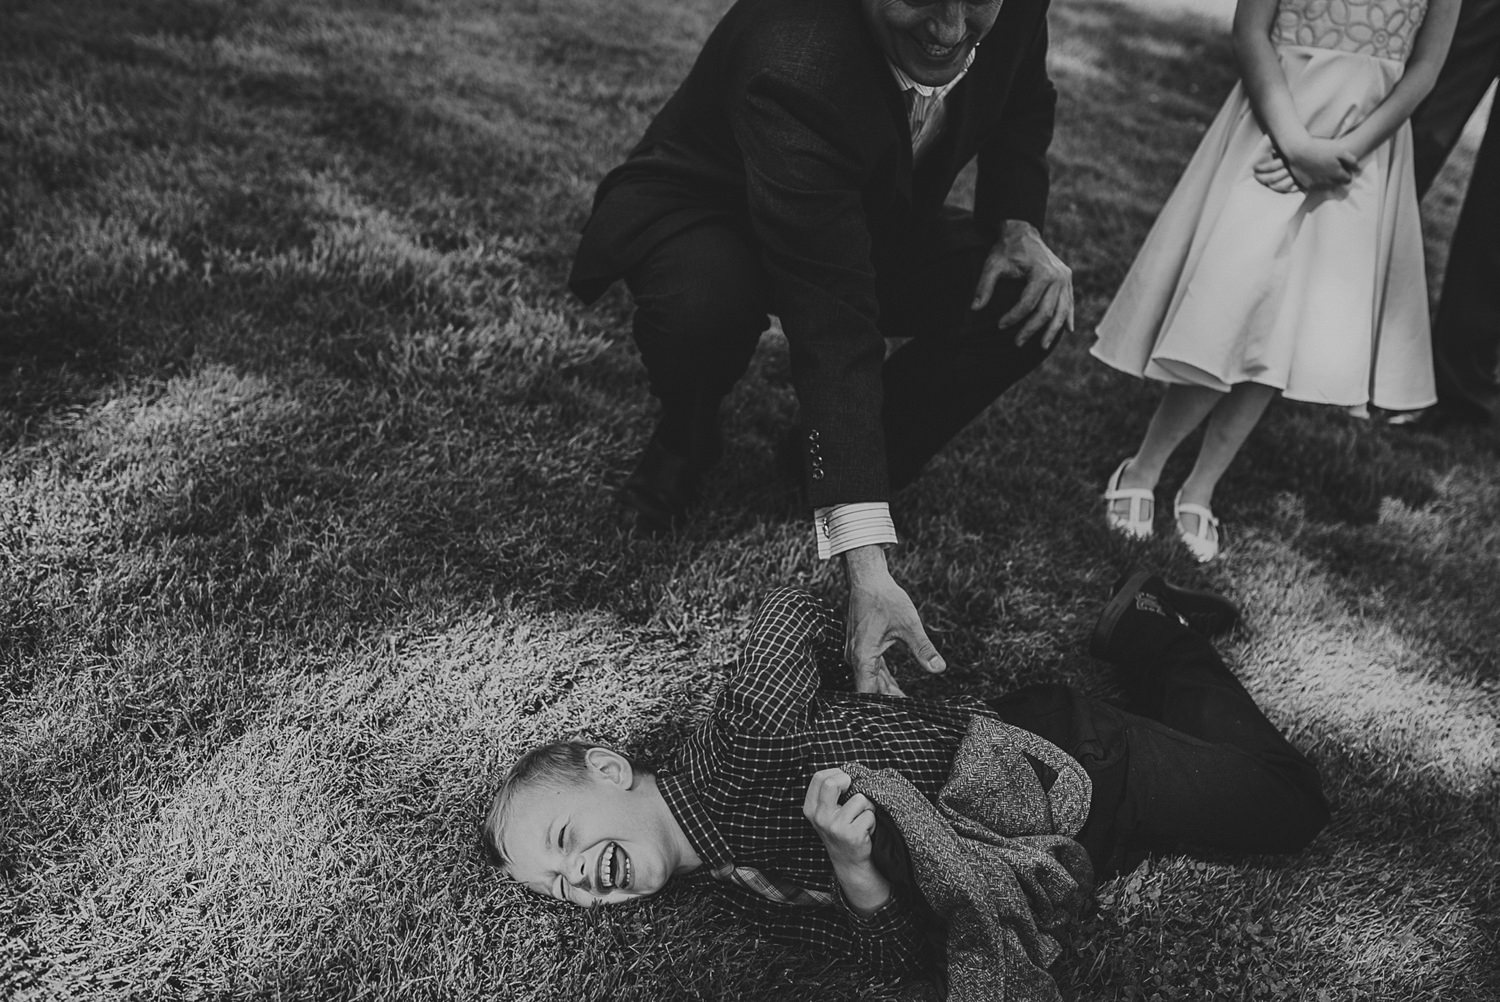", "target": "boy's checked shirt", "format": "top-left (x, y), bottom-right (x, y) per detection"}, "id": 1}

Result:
top-left (655, 587), bottom-right (1016, 973)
